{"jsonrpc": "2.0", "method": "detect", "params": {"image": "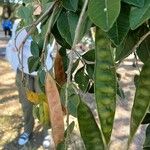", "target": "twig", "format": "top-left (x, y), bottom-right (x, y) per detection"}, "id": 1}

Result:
top-left (40, 5), bottom-right (58, 70)
top-left (64, 0), bottom-right (89, 149)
